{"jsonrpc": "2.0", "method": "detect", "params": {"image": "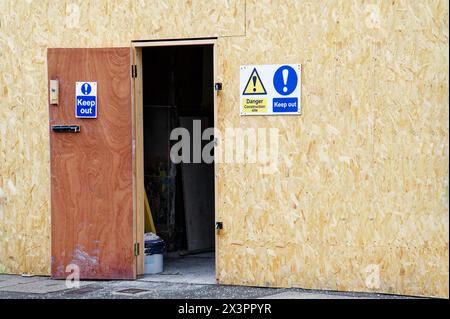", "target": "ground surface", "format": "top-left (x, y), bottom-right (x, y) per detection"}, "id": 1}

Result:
top-left (0, 254), bottom-right (414, 299)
